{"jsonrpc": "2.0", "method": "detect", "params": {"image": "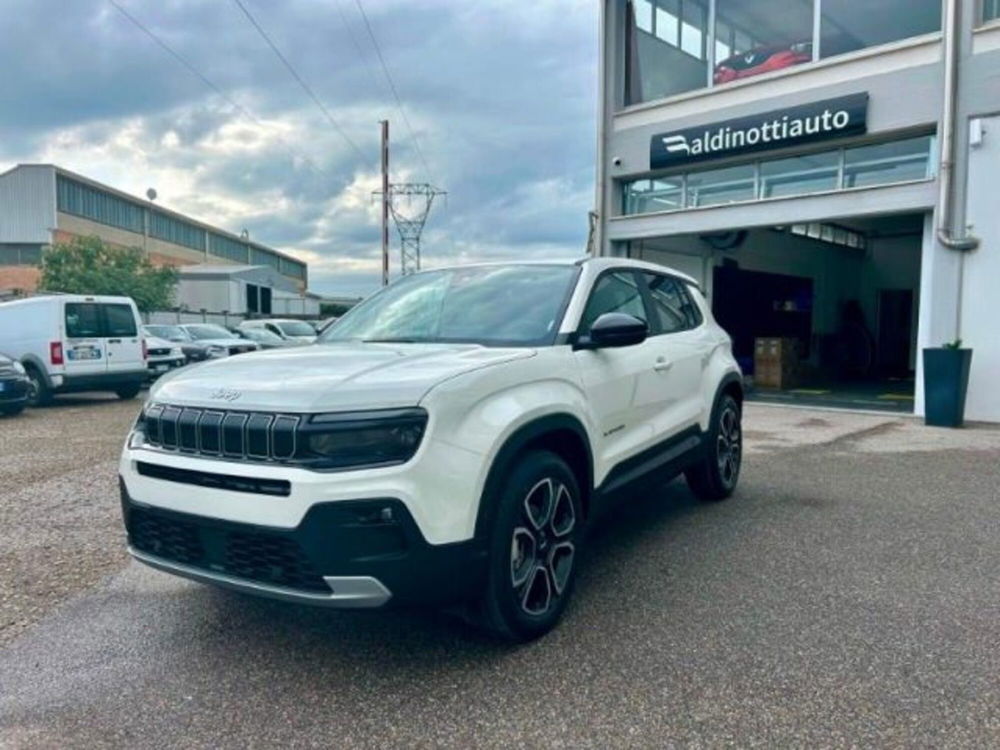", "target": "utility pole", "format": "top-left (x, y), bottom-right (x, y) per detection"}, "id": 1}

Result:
top-left (380, 120), bottom-right (390, 287)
